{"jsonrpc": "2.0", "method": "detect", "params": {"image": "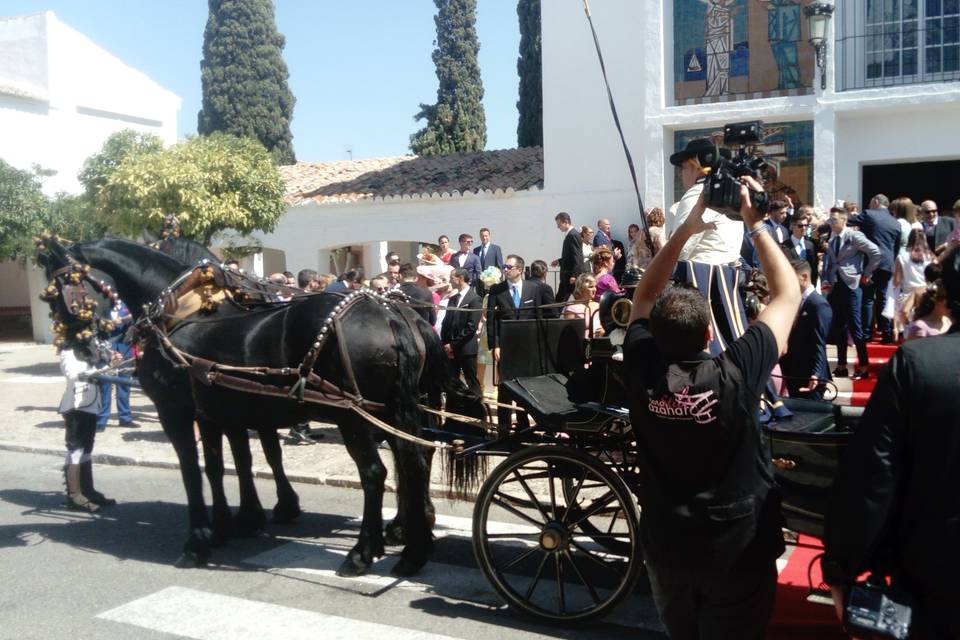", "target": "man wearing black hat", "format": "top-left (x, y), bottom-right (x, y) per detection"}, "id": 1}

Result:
top-left (666, 138), bottom-right (744, 265)
top-left (823, 239), bottom-right (960, 638)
